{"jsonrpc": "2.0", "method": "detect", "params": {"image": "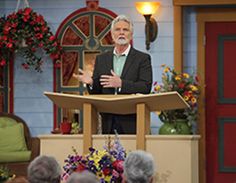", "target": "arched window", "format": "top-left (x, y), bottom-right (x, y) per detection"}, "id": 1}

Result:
top-left (54, 1), bottom-right (117, 129)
